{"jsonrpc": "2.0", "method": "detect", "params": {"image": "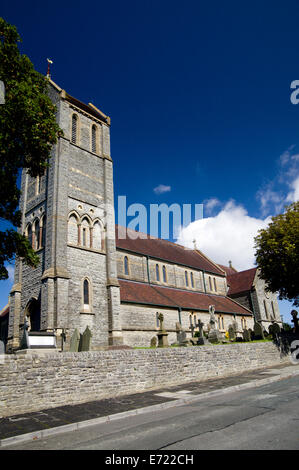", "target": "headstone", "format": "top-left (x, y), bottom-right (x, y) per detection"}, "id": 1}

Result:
top-left (228, 324), bottom-right (236, 341)
top-left (70, 328), bottom-right (80, 352)
top-left (209, 305), bottom-right (216, 329)
top-left (208, 305), bottom-right (222, 343)
top-left (253, 322), bottom-right (264, 340)
top-left (242, 329), bottom-right (251, 342)
top-left (196, 318), bottom-right (209, 345)
top-left (175, 322), bottom-right (188, 346)
top-left (80, 326), bottom-right (92, 351)
top-left (157, 313), bottom-right (169, 347)
top-left (150, 336), bottom-right (157, 348)
top-left (269, 322), bottom-right (281, 337)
